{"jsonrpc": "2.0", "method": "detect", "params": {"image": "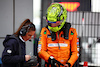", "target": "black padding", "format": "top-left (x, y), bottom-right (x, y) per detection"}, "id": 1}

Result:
top-left (64, 22), bottom-right (71, 39)
top-left (51, 32), bottom-right (56, 41)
